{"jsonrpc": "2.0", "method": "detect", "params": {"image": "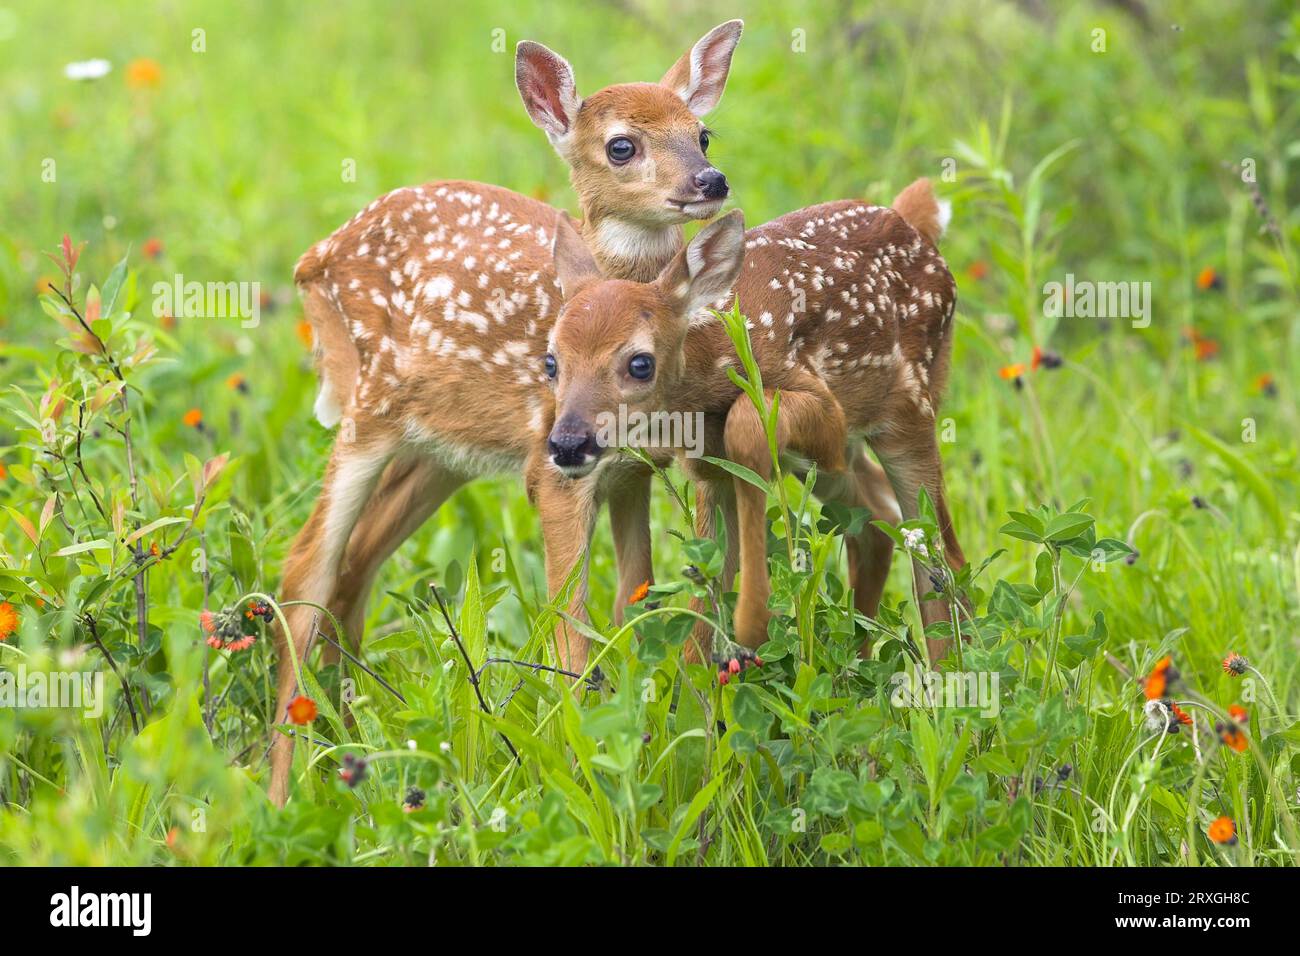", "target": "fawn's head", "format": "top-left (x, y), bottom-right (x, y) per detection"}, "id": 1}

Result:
top-left (542, 210), bottom-right (746, 478)
top-left (516, 21), bottom-right (742, 234)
